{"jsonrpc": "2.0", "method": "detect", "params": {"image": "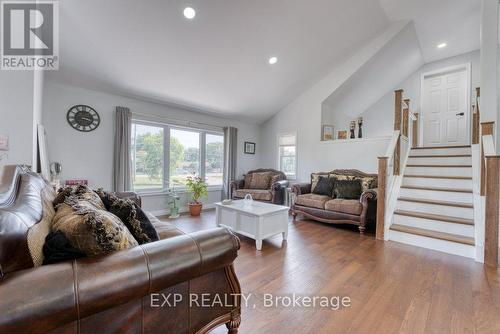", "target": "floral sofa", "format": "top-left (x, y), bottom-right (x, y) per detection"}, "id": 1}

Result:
top-left (230, 168), bottom-right (289, 205)
top-left (291, 169), bottom-right (377, 233)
